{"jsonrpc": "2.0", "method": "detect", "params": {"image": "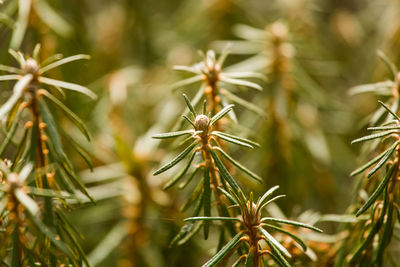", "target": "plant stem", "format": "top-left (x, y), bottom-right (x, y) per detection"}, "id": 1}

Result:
top-left (29, 87), bottom-right (56, 265)
top-left (199, 130), bottom-right (235, 230)
top-left (10, 194), bottom-right (23, 266)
